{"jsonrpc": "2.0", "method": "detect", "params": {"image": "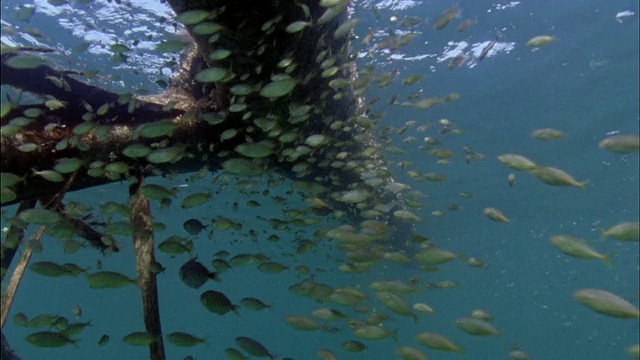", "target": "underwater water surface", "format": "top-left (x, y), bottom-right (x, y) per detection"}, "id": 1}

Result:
top-left (1, 0), bottom-right (638, 359)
